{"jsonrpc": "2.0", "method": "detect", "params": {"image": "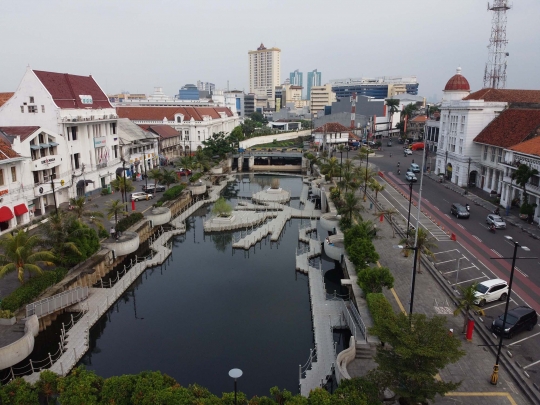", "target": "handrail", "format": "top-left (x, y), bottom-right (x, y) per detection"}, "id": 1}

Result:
top-left (26, 286), bottom-right (89, 318)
